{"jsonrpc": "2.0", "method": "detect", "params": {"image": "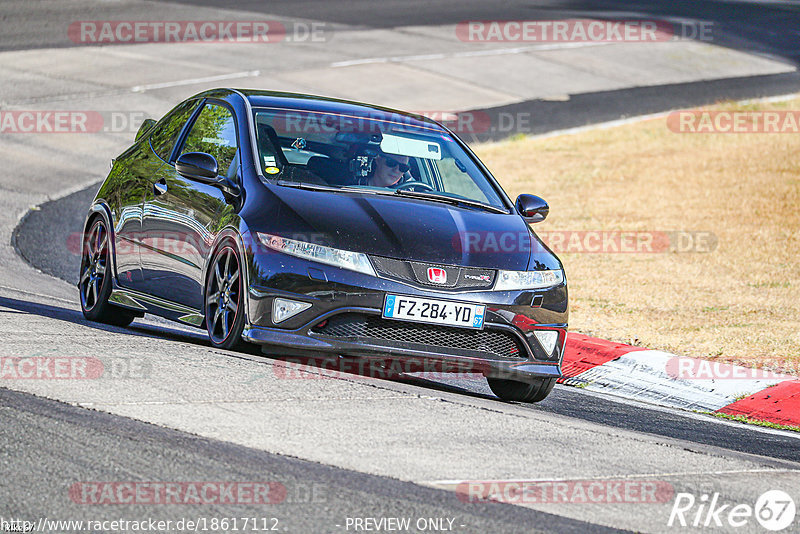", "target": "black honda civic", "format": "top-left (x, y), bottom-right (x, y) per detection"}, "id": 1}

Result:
top-left (80, 88), bottom-right (567, 402)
